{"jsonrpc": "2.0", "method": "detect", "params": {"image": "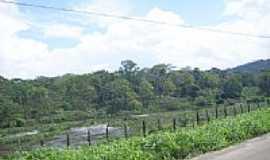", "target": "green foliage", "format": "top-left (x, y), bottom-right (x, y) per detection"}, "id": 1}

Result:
top-left (221, 76), bottom-right (243, 99)
top-left (0, 97), bottom-right (23, 128)
top-left (7, 109), bottom-right (270, 160)
top-left (137, 80), bottom-right (155, 107)
top-left (103, 79), bottom-right (141, 114)
top-left (258, 71), bottom-right (270, 96)
top-left (0, 60), bottom-right (269, 129)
